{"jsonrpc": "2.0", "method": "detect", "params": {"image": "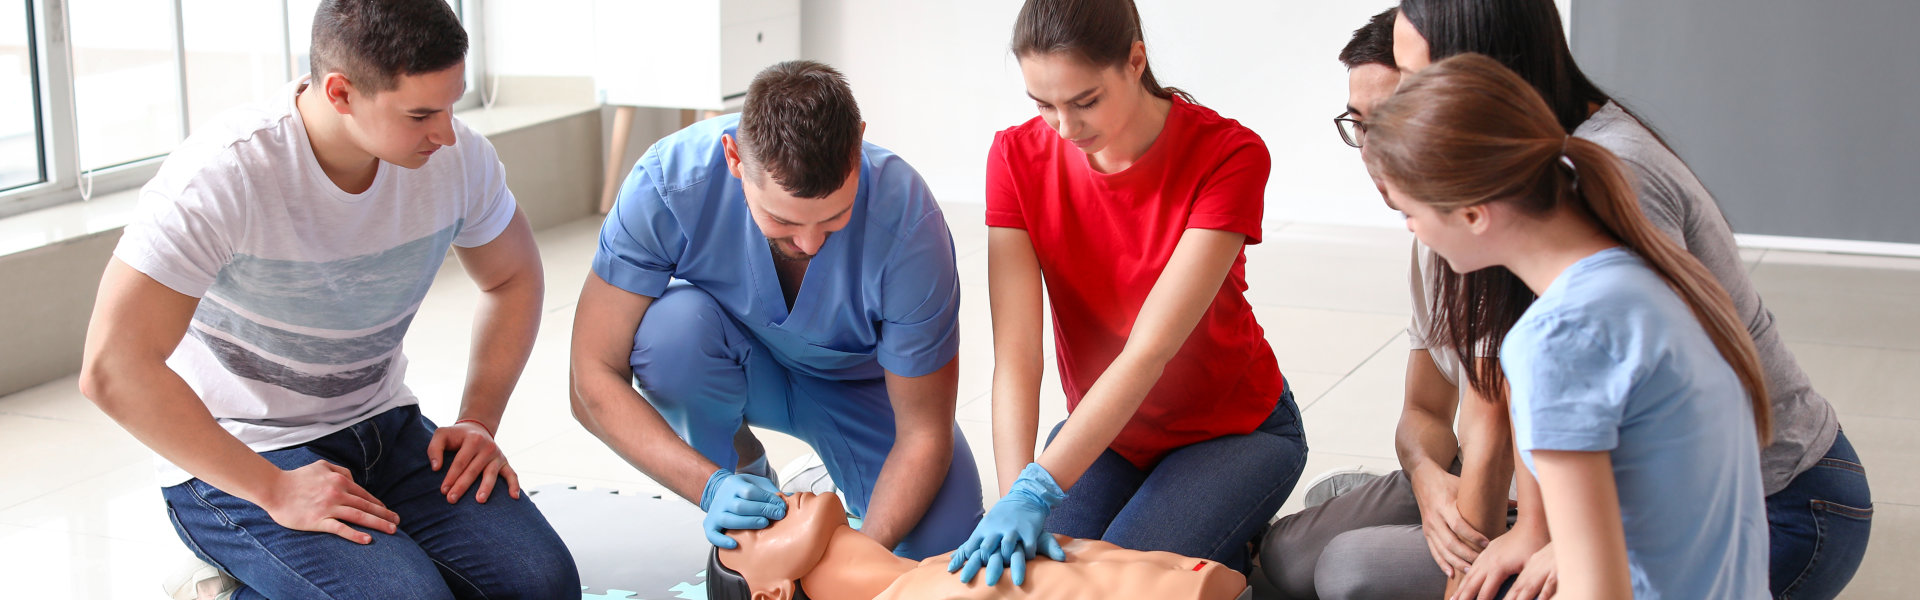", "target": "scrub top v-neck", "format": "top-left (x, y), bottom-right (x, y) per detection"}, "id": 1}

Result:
top-left (593, 114), bottom-right (961, 382)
